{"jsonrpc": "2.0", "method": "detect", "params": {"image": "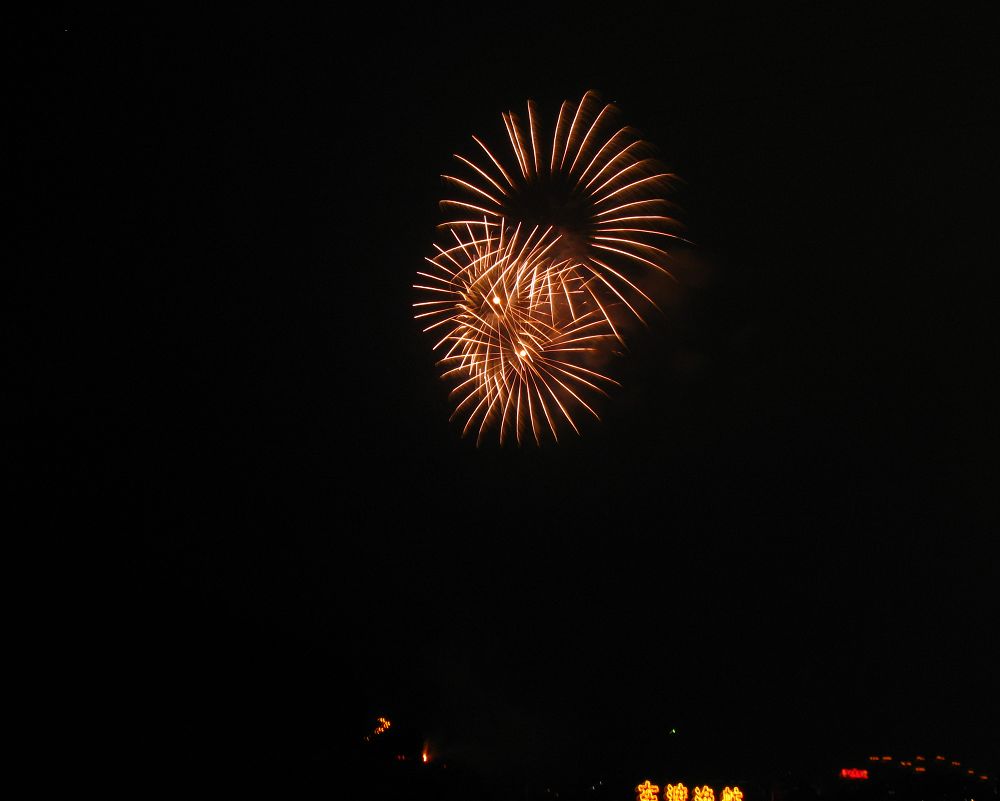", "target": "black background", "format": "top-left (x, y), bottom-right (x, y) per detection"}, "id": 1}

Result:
top-left (19, 8), bottom-right (998, 791)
